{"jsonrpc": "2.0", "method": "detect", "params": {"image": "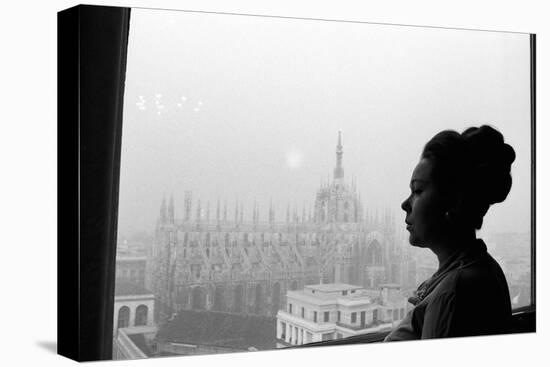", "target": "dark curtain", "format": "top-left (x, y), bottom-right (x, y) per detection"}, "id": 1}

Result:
top-left (58, 5), bottom-right (130, 361)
